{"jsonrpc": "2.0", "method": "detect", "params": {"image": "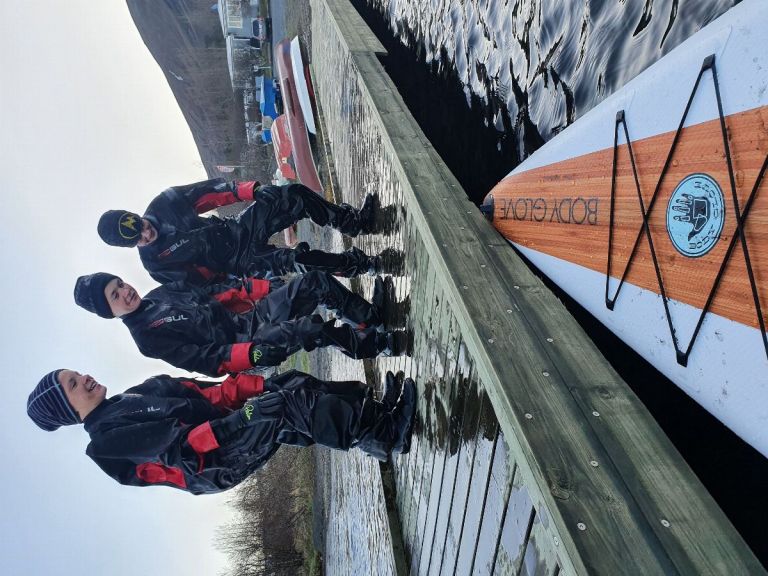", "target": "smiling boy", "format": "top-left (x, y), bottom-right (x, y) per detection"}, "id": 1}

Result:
top-left (97, 179), bottom-right (400, 285)
top-left (74, 271), bottom-right (410, 377)
top-left (27, 368), bottom-right (416, 493)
